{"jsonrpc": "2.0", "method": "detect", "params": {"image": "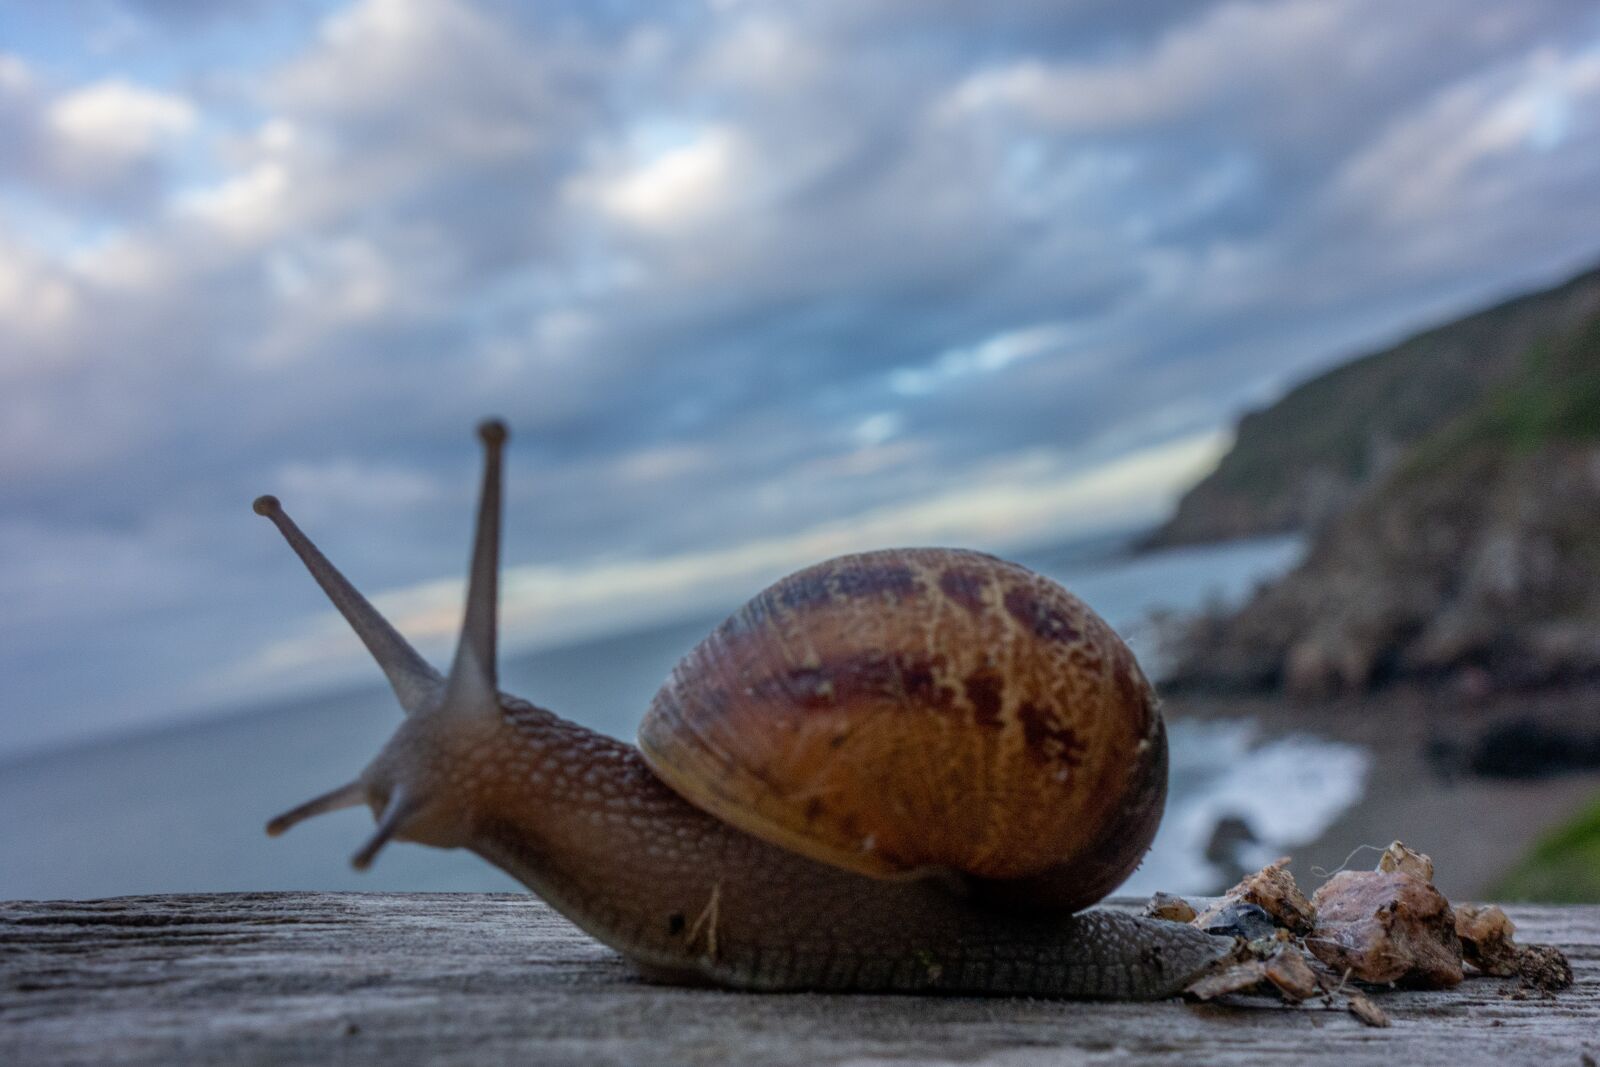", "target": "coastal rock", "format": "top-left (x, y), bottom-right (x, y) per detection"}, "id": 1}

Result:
top-left (1159, 266), bottom-right (1600, 697)
top-left (1307, 870), bottom-right (1463, 988)
top-left (1464, 718), bottom-right (1600, 779)
top-left (1167, 440), bottom-right (1600, 696)
top-left (1202, 814), bottom-right (1260, 889)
